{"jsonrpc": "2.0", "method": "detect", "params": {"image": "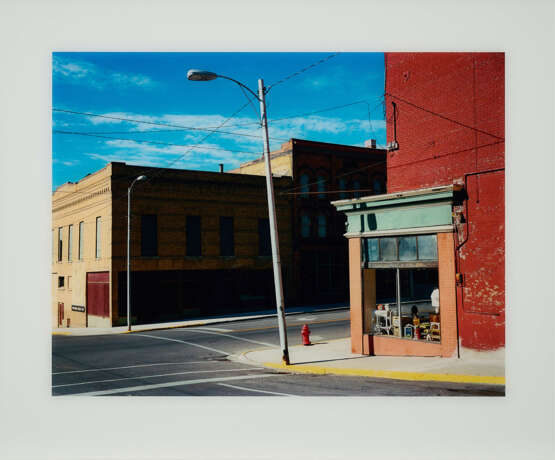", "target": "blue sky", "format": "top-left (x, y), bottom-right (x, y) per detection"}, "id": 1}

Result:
top-left (52, 52), bottom-right (385, 189)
